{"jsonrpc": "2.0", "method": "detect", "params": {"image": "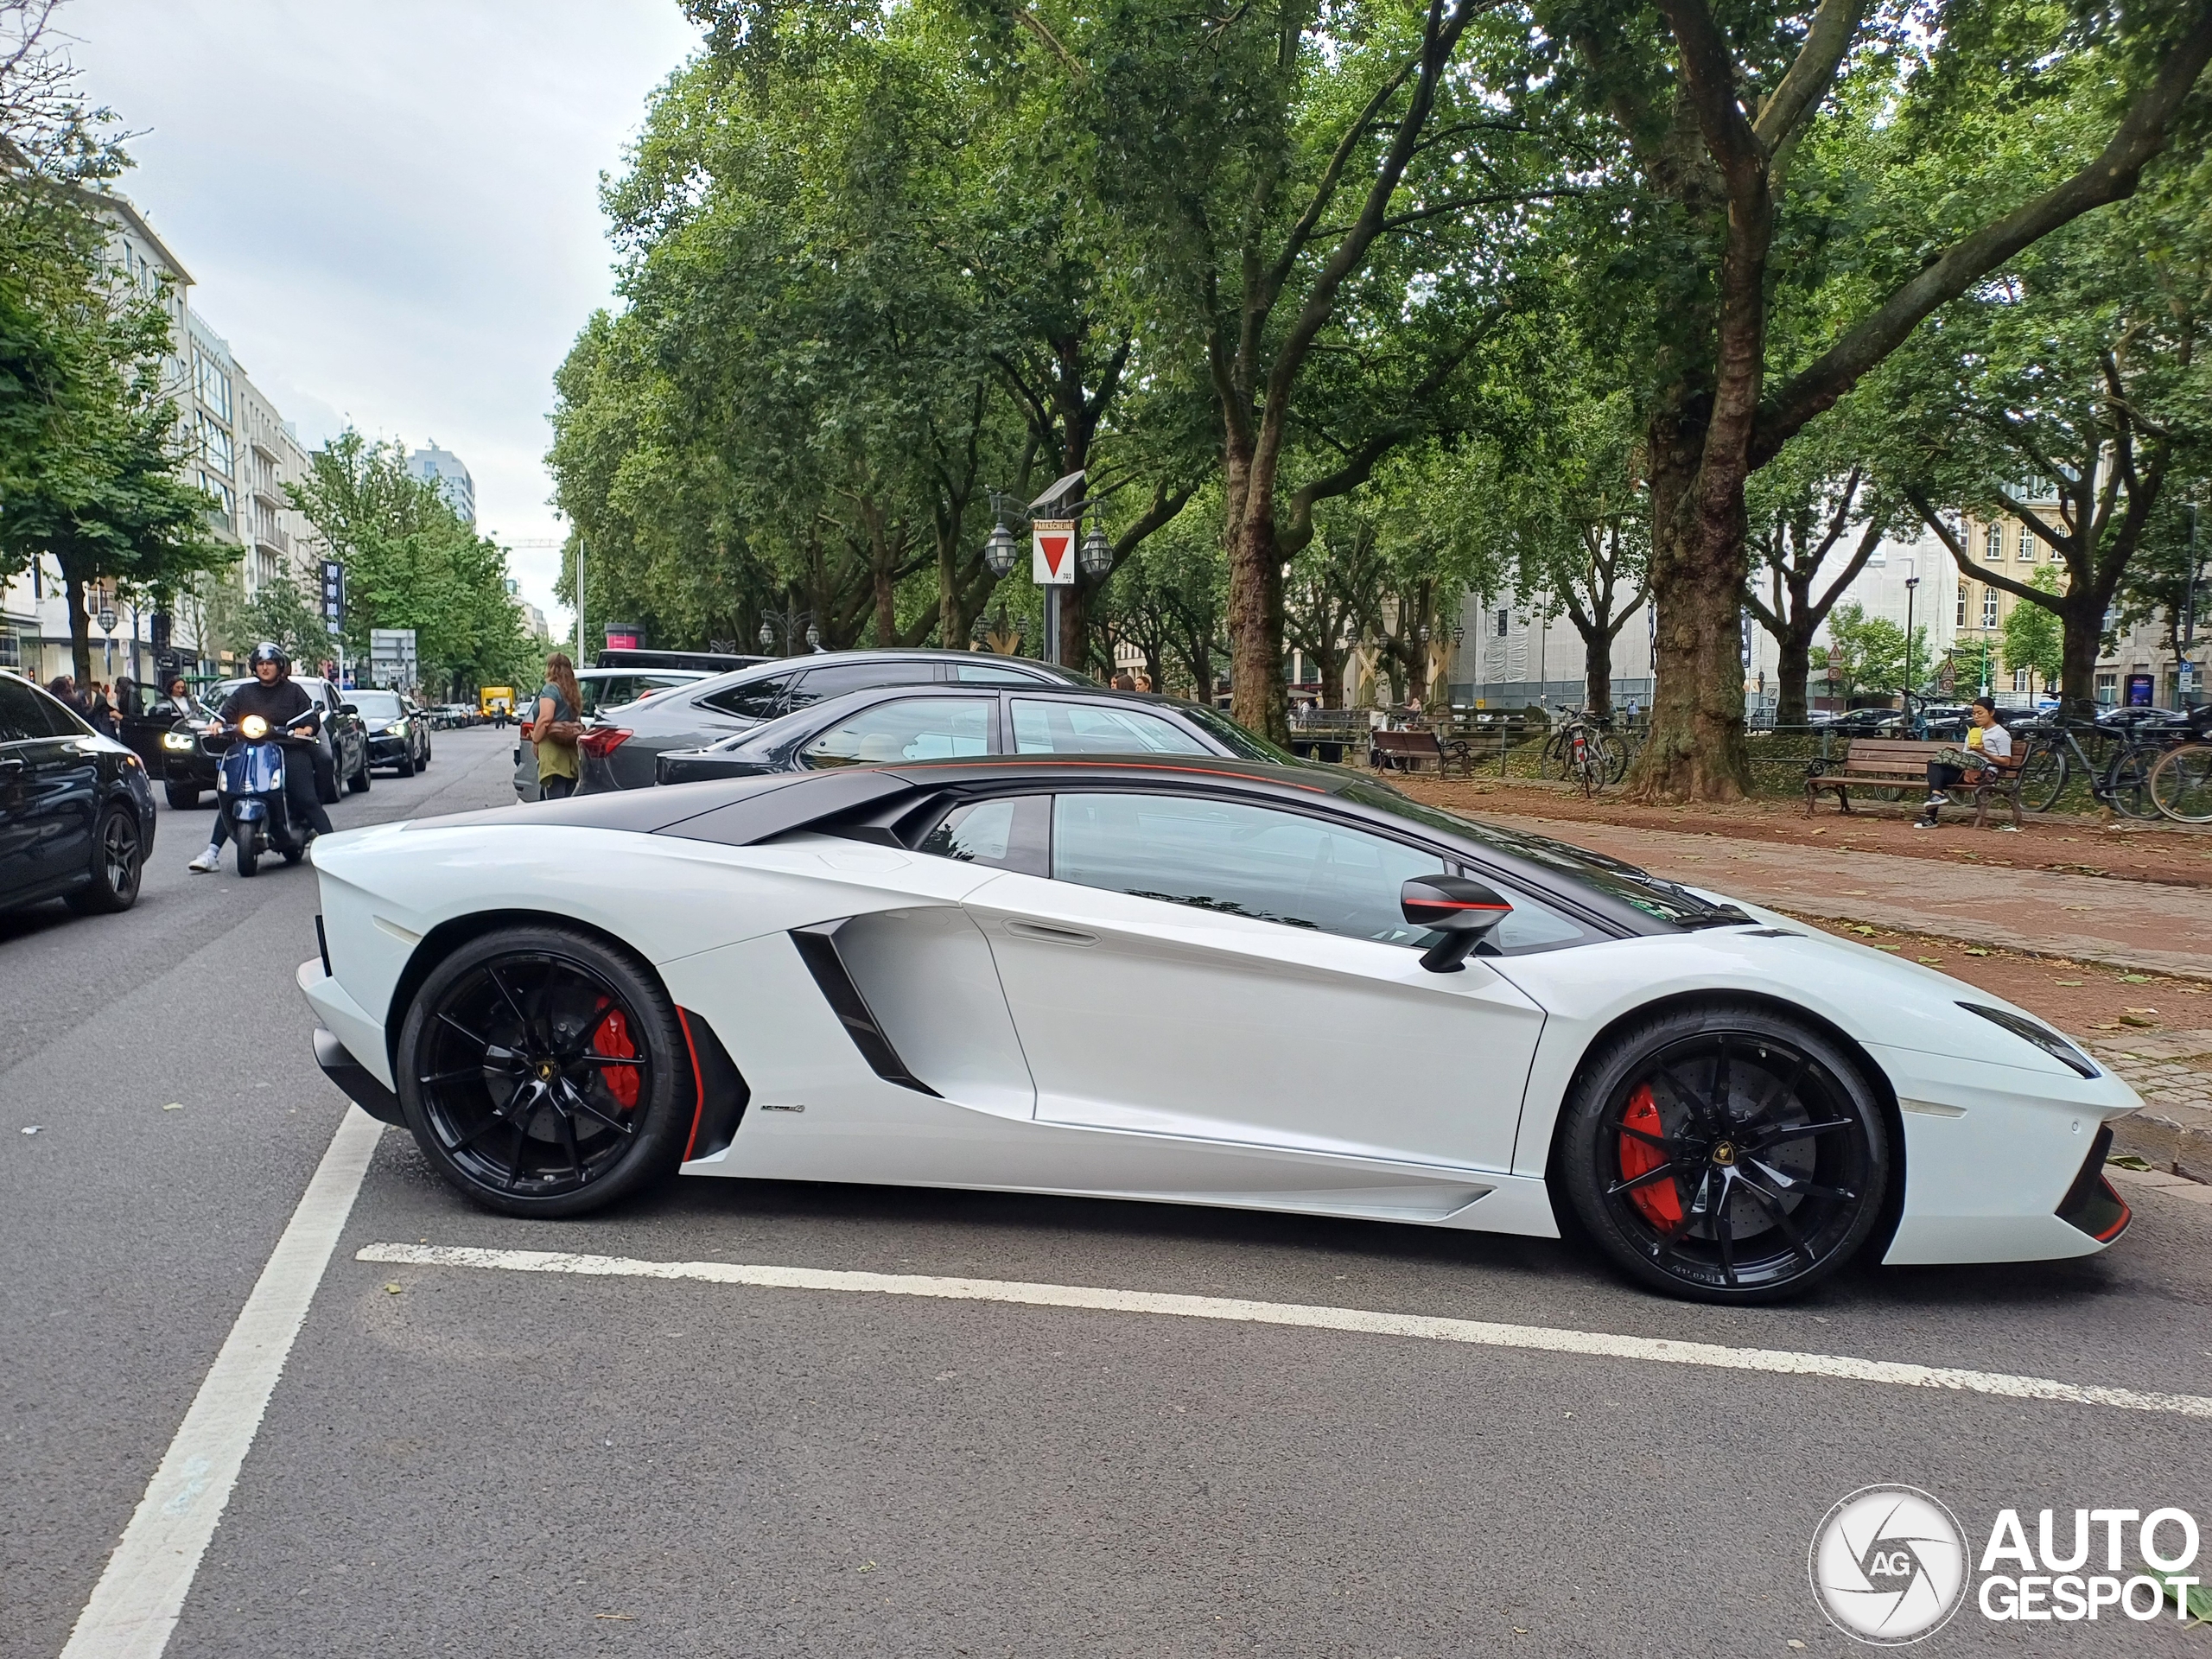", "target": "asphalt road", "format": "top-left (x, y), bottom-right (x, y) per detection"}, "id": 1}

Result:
top-left (6, 725), bottom-right (2210, 1658)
